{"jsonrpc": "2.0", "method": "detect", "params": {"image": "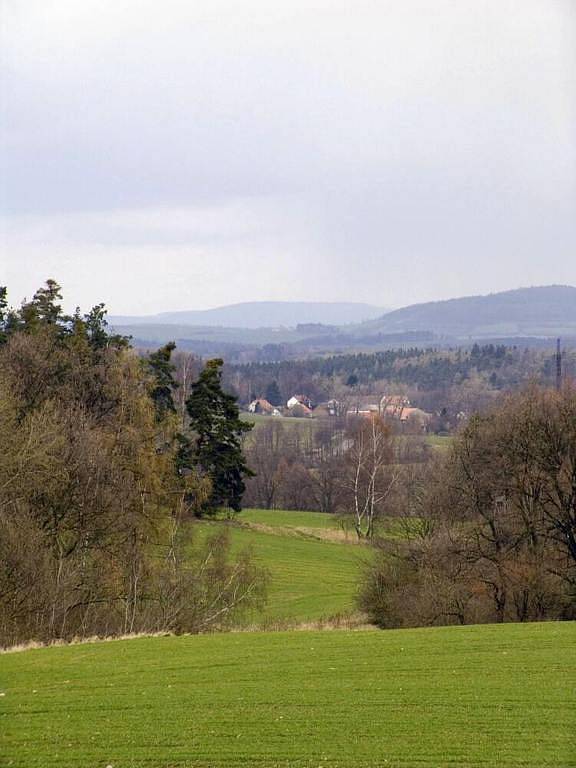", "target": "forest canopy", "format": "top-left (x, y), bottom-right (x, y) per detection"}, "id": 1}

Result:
top-left (0, 281), bottom-right (264, 648)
